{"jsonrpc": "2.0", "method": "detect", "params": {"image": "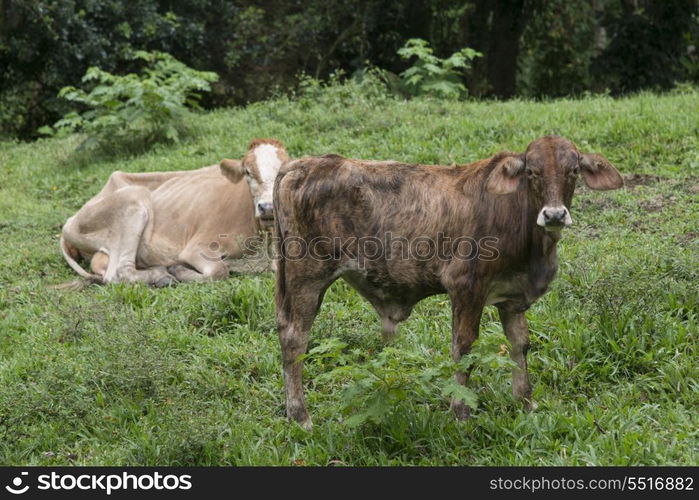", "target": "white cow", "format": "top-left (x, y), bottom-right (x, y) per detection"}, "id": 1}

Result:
top-left (60, 138), bottom-right (288, 285)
